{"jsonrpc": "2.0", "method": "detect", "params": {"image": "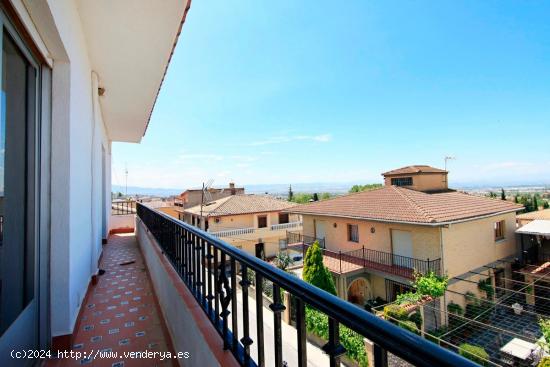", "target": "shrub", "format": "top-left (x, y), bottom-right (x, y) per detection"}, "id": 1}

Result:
top-left (464, 291), bottom-right (478, 305)
top-left (303, 241), bottom-right (337, 295)
top-left (478, 278), bottom-right (494, 299)
top-left (399, 320), bottom-right (420, 334)
top-left (396, 291), bottom-right (421, 305)
top-left (538, 357), bottom-right (550, 367)
top-left (383, 304), bottom-right (409, 322)
top-left (458, 343), bottom-right (489, 366)
top-left (409, 310), bottom-right (422, 328)
top-left (447, 302), bottom-right (464, 316)
top-left (414, 271), bottom-right (448, 298)
top-left (539, 318), bottom-right (550, 353)
top-left (305, 307), bottom-right (368, 367)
